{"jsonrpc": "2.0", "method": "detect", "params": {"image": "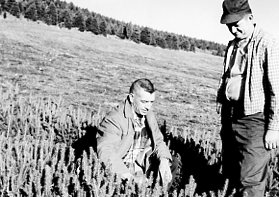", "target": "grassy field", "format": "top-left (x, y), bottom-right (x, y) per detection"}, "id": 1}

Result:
top-left (0, 15), bottom-right (235, 195)
top-left (0, 15), bottom-right (223, 132)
